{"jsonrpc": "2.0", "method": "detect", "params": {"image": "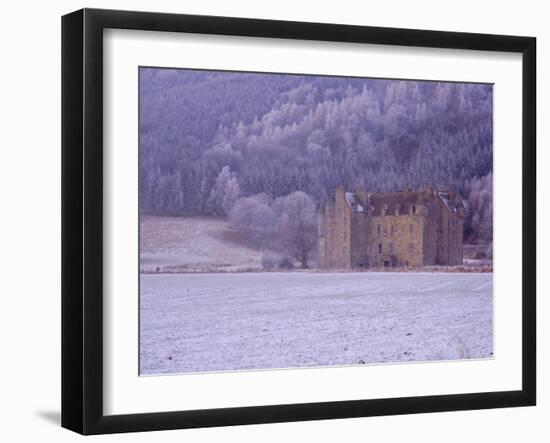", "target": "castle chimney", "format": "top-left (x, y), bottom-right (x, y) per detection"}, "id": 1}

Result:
top-left (334, 185), bottom-right (346, 209)
top-left (355, 188), bottom-right (368, 207)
